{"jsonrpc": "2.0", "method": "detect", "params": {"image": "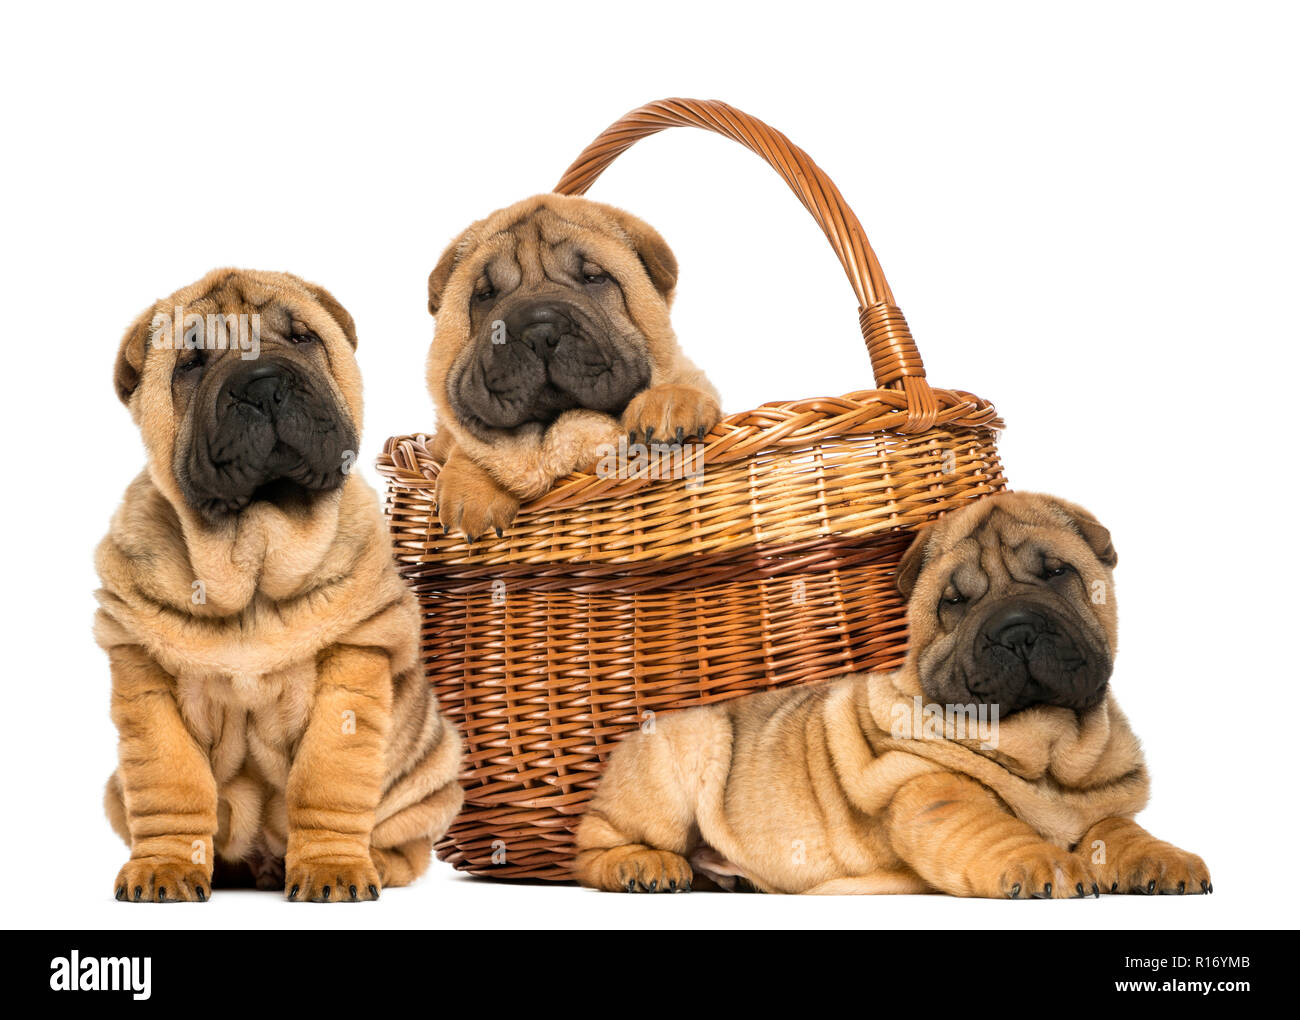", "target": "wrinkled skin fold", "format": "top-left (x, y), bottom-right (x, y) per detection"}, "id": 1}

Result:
top-left (574, 492), bottom-right (1211, 900)
top-left (98, 269), bottom-right (462, 904)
